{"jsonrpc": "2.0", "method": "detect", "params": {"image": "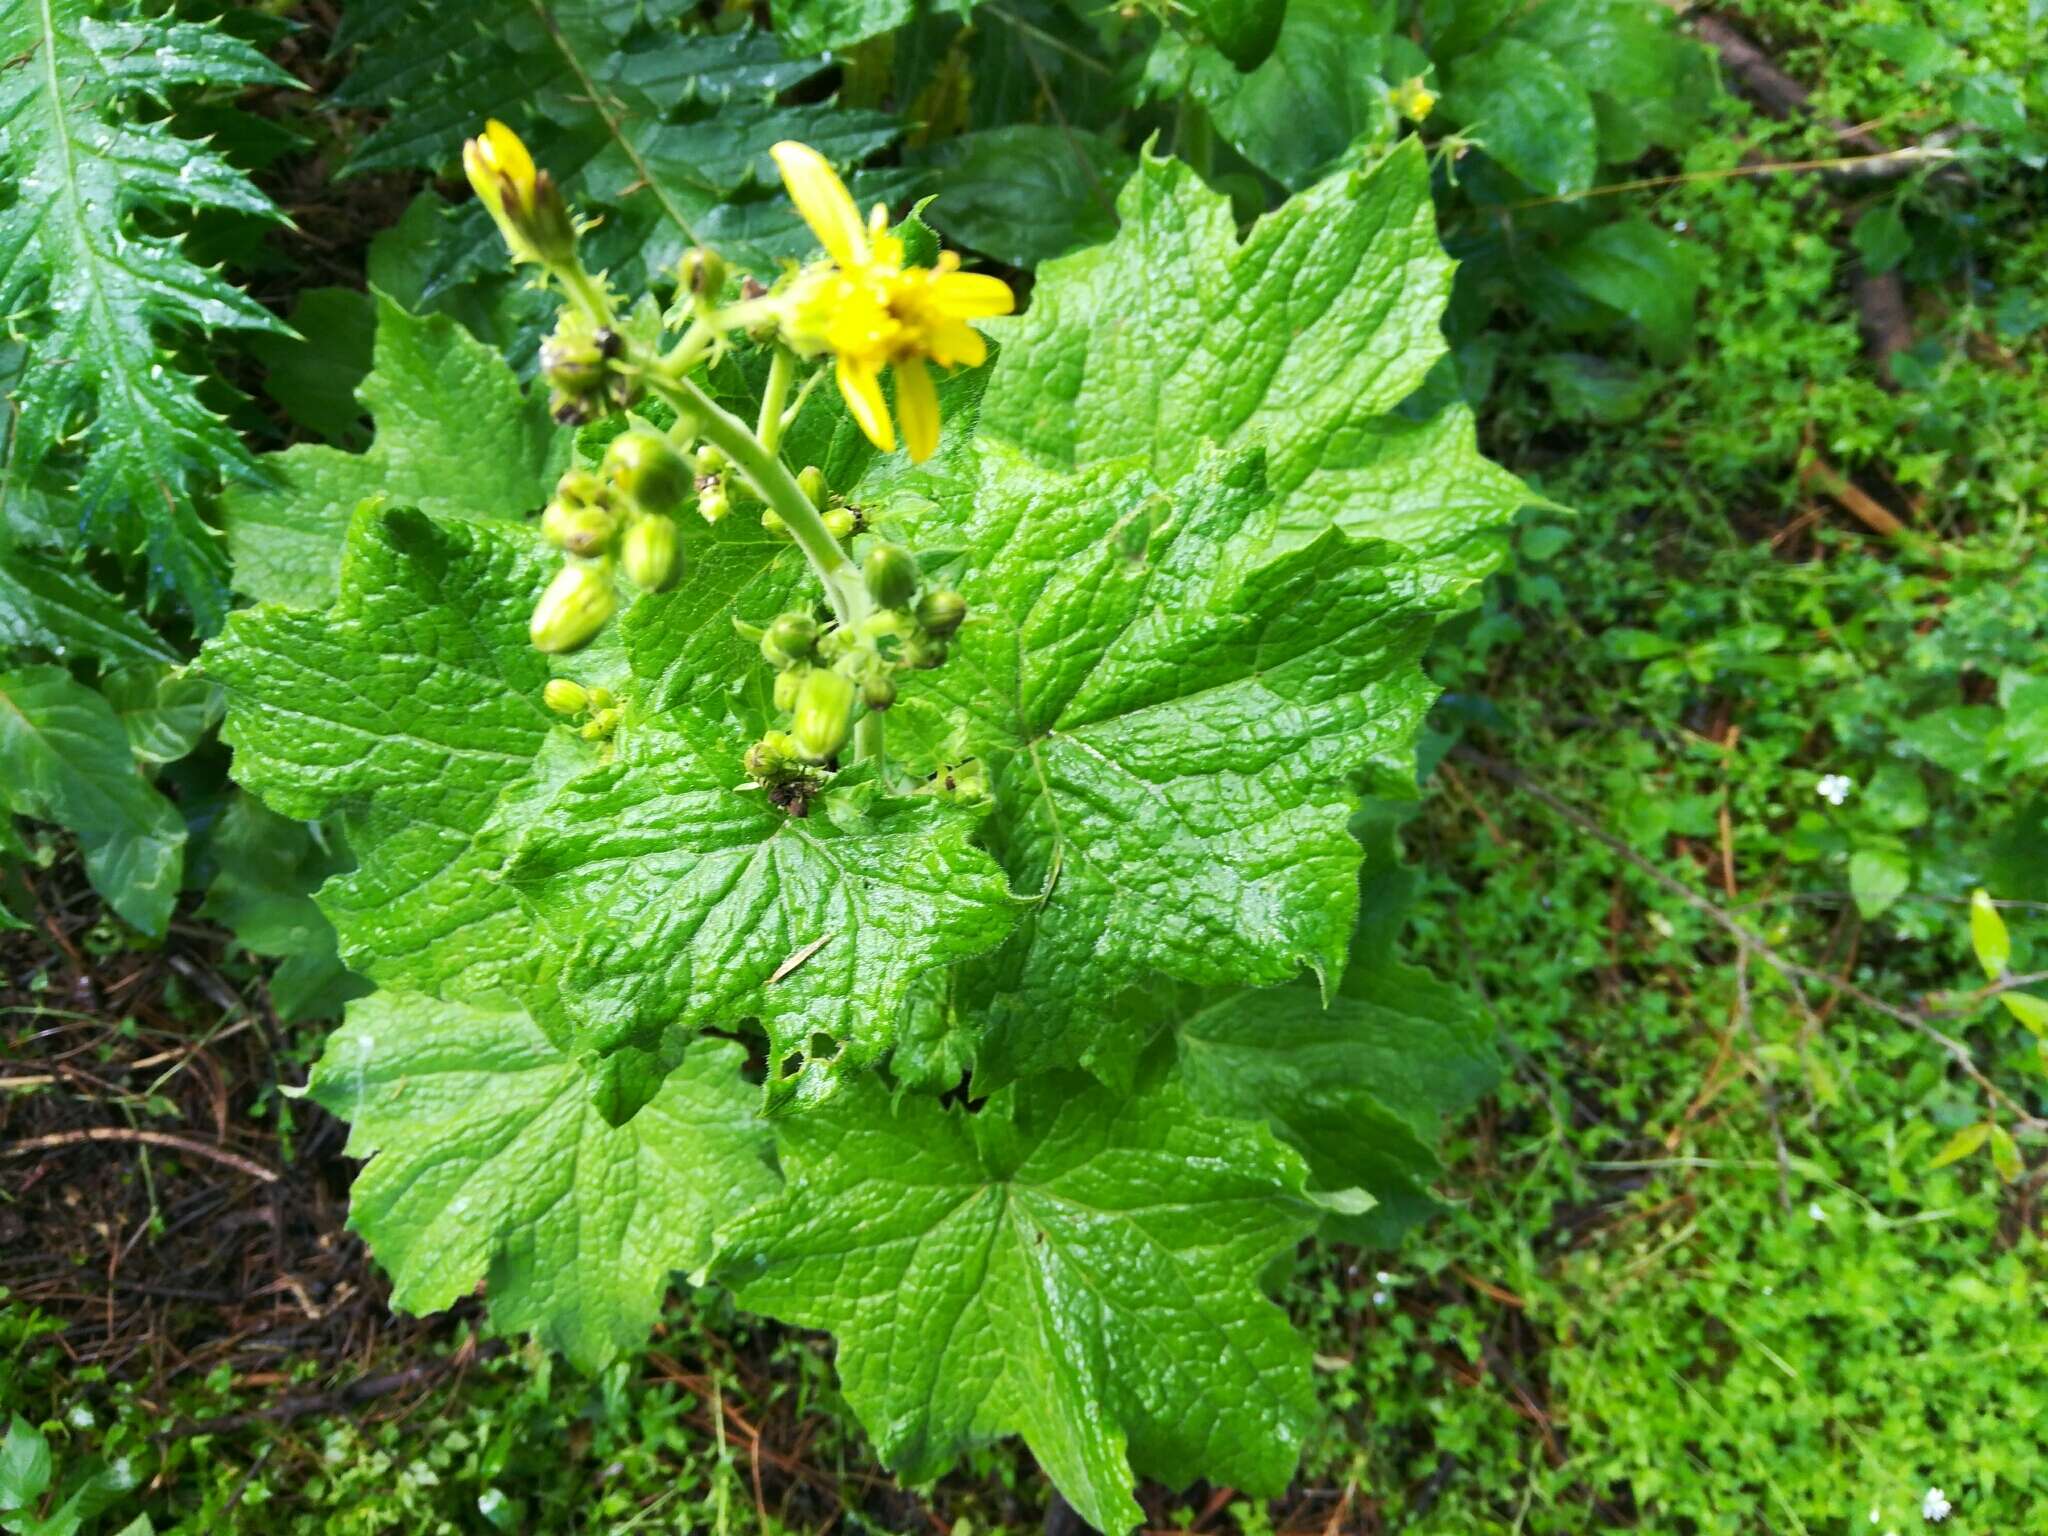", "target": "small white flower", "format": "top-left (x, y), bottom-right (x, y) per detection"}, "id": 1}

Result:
top-left (1869, 1509), bottom-right (1881, 1525)
top-left (1808, 1201), bottom-right (1827, 1222)
top-left (1372, 1289), bottom-right (1390, 1306)
top-left (1922, 1487), bottom-right (1951, 1522)
top-left (1375, 1270), bottom-right (1395, 1284)
top-left (1817, 773), bottom-right (1853, 806)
